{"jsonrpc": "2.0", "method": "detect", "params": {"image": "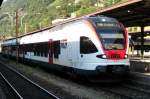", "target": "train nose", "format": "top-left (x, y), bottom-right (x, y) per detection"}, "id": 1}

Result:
top-left (96, 66), bottom-right (107, 72)
top-left (96, 65), bottom-right (130, 73)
